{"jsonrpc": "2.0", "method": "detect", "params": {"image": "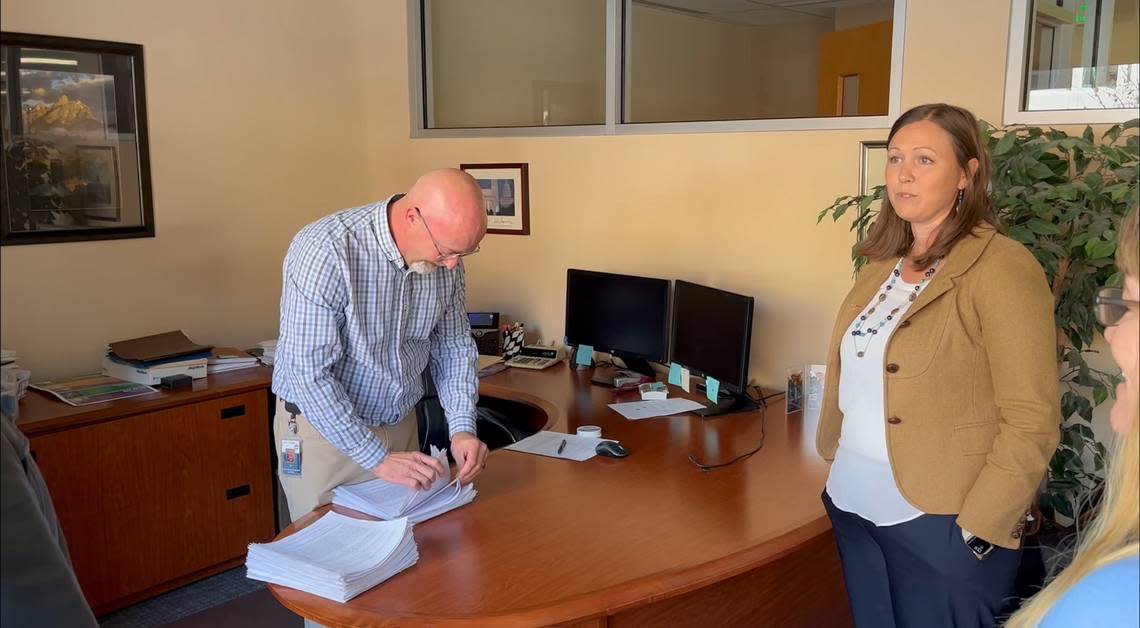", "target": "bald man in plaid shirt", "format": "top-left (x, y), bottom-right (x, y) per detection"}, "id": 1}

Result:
top-left (272, 169), bottom-right (490, 521)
